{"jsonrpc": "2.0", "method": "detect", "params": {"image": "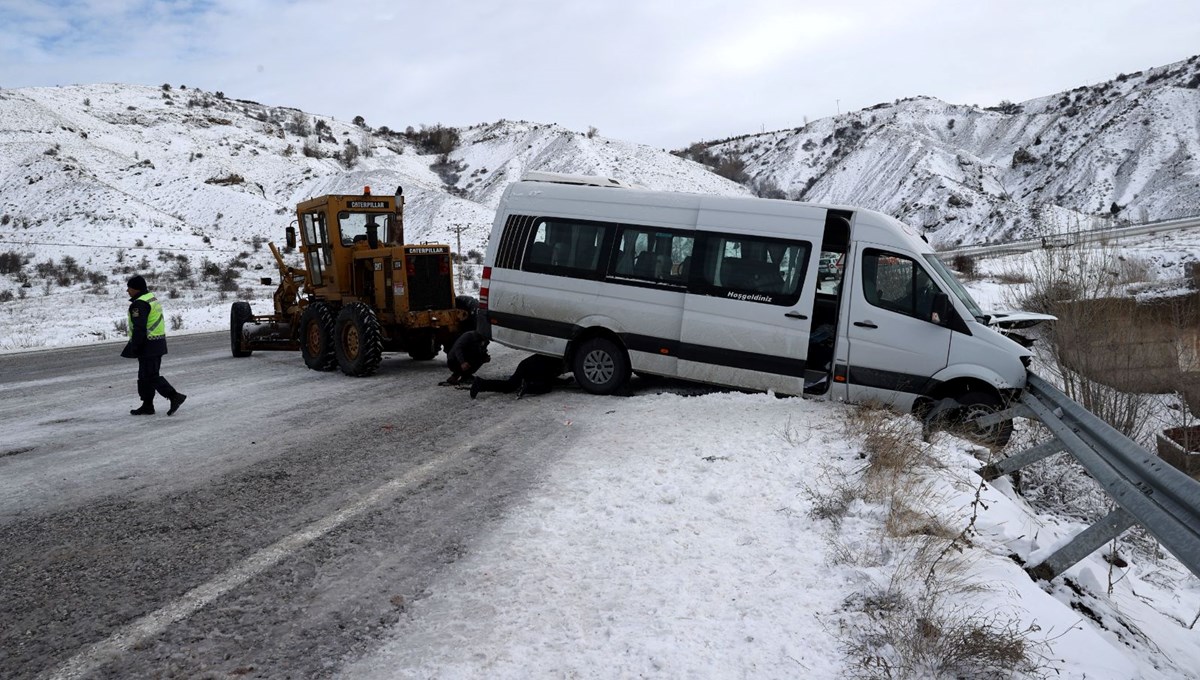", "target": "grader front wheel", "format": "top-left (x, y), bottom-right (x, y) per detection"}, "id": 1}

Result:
top-left (229, 301), bottom-right (253, 358)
